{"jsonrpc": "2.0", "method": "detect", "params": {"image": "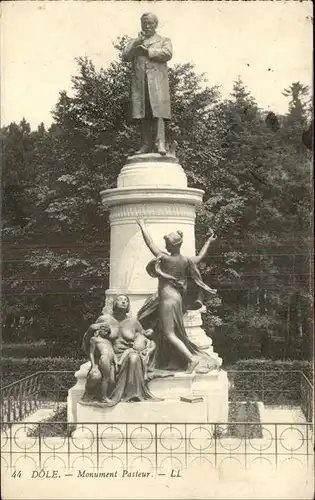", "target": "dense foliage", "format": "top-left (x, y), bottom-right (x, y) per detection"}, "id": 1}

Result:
top-left (2, 40), bottom-right (313, 363)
